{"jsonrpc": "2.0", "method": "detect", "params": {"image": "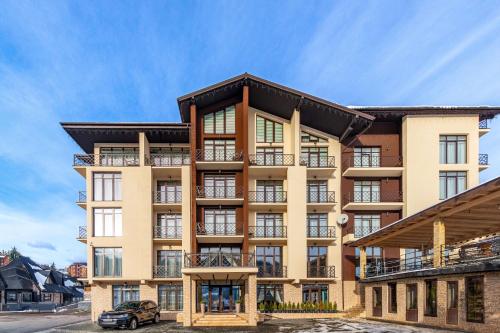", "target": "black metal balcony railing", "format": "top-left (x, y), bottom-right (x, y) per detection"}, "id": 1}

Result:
top-left (300, 156), bottom-right (336, 168)
top-left (248, 226), bottom-right (287, 238)
top-left (479, 119), bottom-right (489, 129)
top-left (365, 255), bottom-right (434, 278)
top-left (307, 191), bottom-right (336, 203)
top-left (342, 155), bottom-right (402, 169)
top-left (153, 191), bottom-right (182, 203)
top-left (248, 154), bottom-right (295, 166)
top-left (441, 237), bottom-right (500, 267)
top-left (153, 265), bottom-right (182, 278)
top-left (479, 153), bottom-right (489, 165)
top-left (73, 154), bottom-right (140, 167)
top-left (154, 226), bottom-right (182, 239)
top-left (343, 191), bottom-right (402, 205)
top-left (195, 149), bottom-right (243, 162)
top-left (307, 265), bottom-right (335, 278)
top-left (196, 223), bottom-right (242, 236)
top-left (257, 265), bottom-right (287, 278)
top-left (196, 186), bottom-right (243, 199)
top-left (307, 226), bottom-right (336, 238)
top-left (77, 191), bottom-right (87, 203)
top-left (248, 191), bottom-right (287, 203)
top-left (78, 226), bottom-right (87, 239)
top-left (353, 225), bottom-right (379, 238)
top-left (147, 153), bottom-right (190, 166)
top-left (184, 252), bottom-right (256, 268)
